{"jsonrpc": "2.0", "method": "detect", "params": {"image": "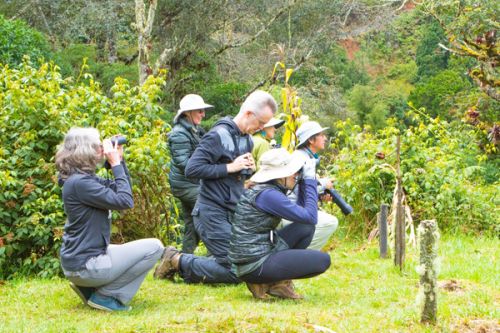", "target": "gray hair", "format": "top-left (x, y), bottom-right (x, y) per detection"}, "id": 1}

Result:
top-left (239, 90), bottom-right (277, 116)
top-left (55, 127), bottom-right (101, 180)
